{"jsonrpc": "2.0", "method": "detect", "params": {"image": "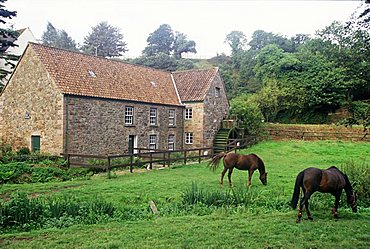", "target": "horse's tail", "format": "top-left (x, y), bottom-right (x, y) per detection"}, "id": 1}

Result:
top-left (208, 152), bottom-right (226, 172)
top-left (291, 170), bottom-right (304, 209)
